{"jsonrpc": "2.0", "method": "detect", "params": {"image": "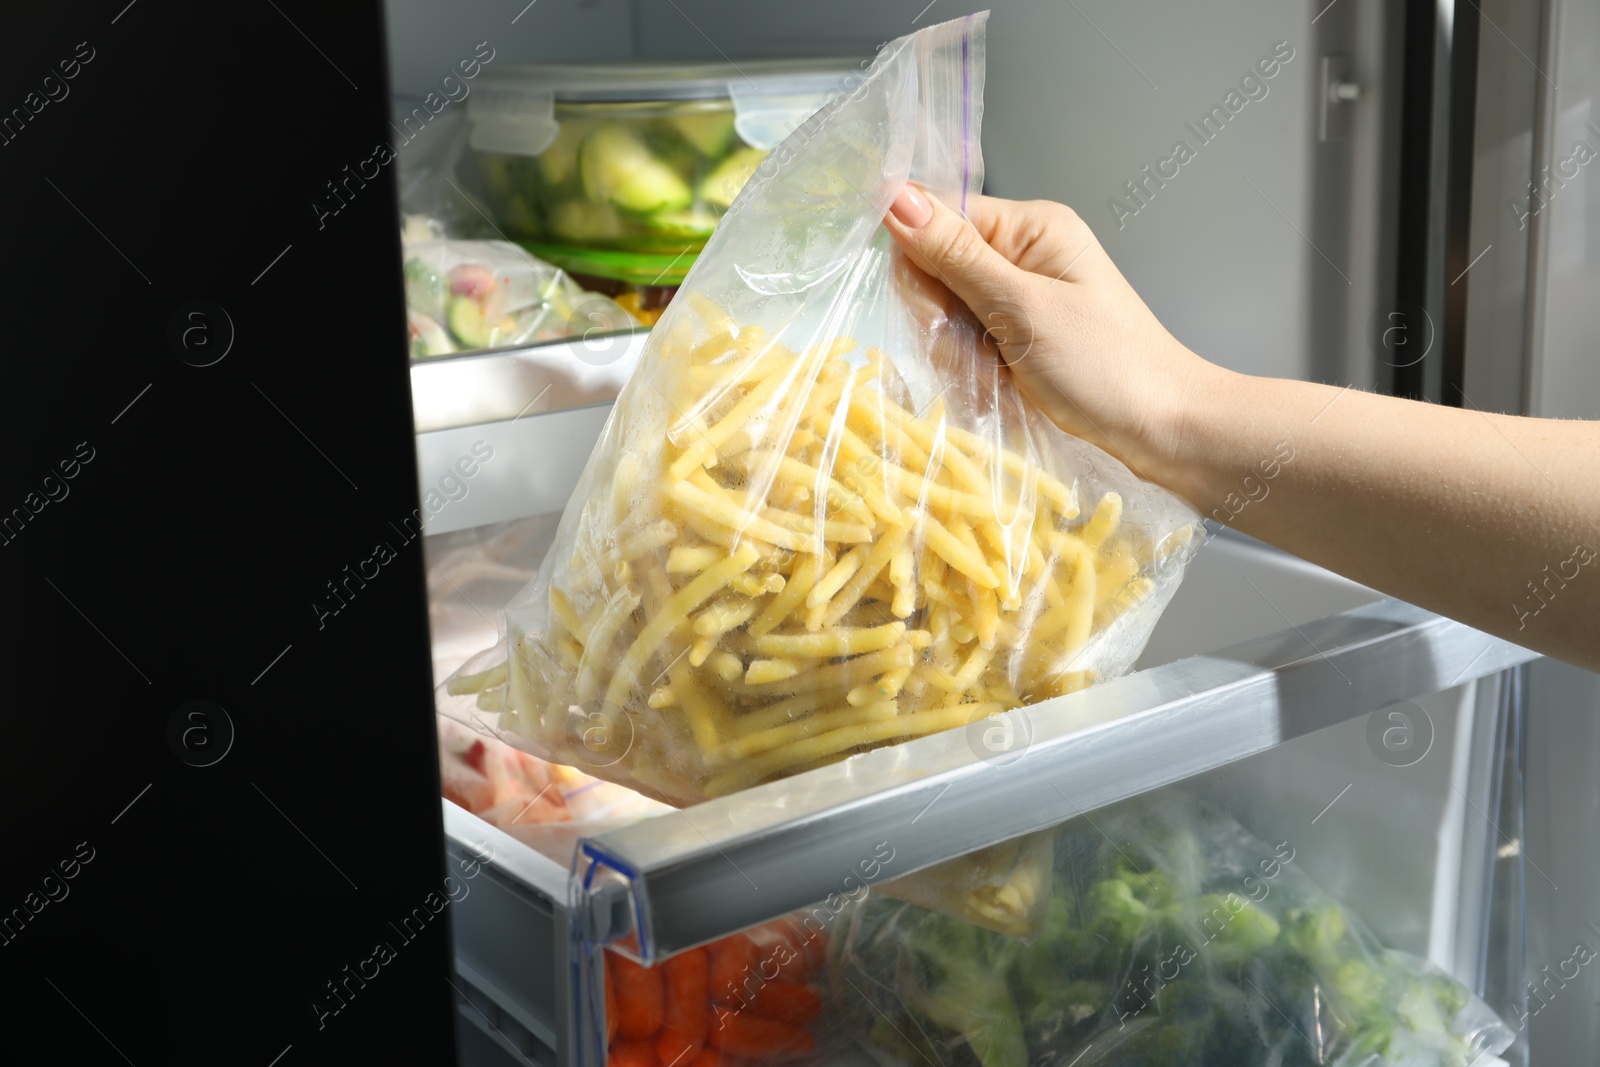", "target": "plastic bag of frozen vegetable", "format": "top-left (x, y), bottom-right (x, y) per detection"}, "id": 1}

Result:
top-left (833, 792), bottom-right (1515, 1067)
top-left (599, 915), bottom-right (839, 1067)
top-left (403, 237), bottom-right (636, 359)
top-left (443, 12), bottom-right (1200, 936)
